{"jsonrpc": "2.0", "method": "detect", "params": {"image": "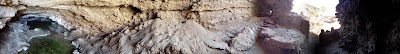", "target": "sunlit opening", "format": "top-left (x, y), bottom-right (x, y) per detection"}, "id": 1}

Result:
top-left (291, 0), bottom-right (340, 35)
